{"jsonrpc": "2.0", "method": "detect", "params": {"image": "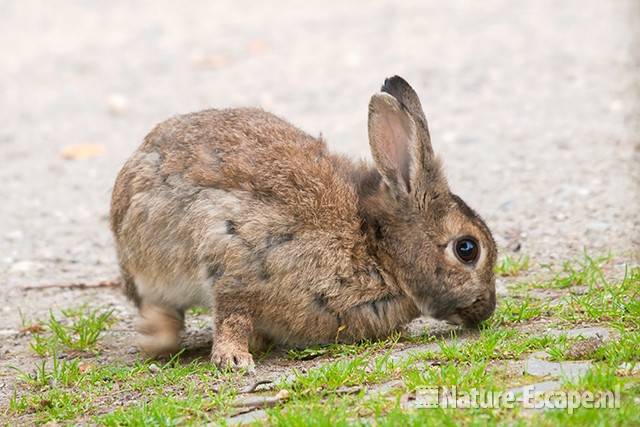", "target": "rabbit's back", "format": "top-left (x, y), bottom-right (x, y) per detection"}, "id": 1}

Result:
top-left (112, 108), bottom-right (361, 235)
